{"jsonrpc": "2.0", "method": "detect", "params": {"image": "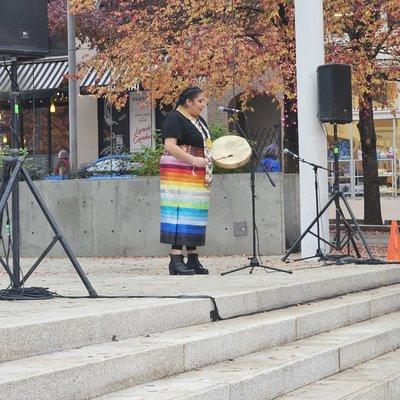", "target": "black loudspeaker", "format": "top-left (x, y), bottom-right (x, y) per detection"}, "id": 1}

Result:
top-left (0, 0), bottom-right (49, 58)
top-left (317, 64), bottom-right (352, 124)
